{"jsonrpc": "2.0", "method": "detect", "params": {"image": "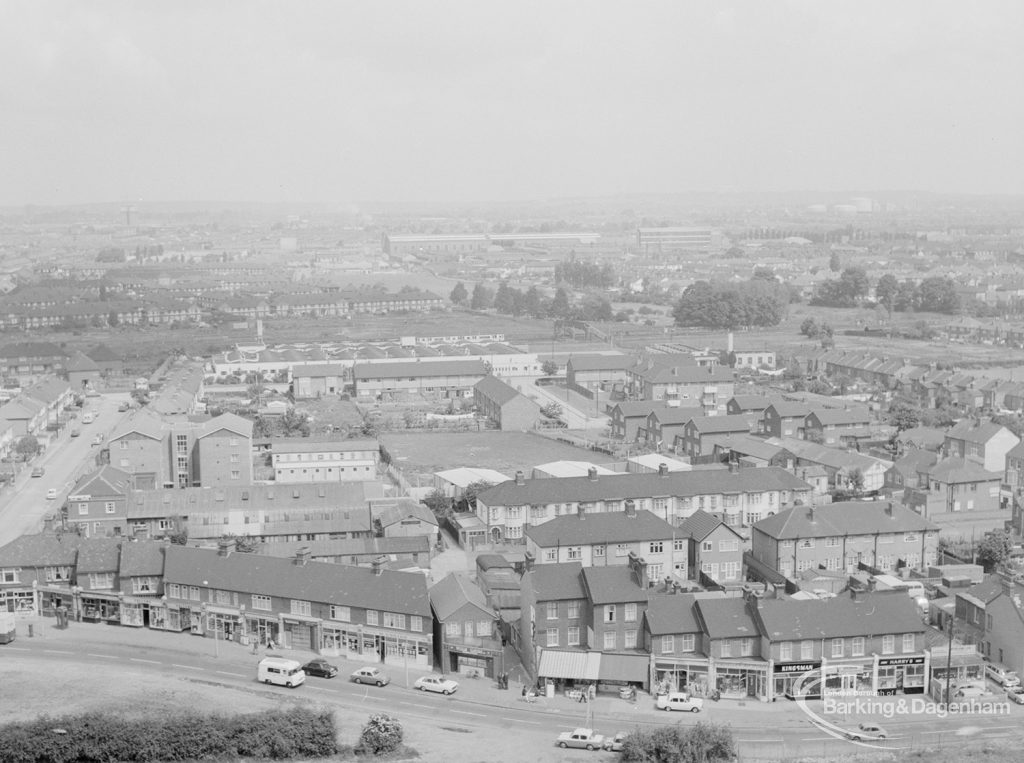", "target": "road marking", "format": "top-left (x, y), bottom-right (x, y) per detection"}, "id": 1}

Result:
top-left (44, 649), bottom-right (74, 655)
top-left (87, 653), bottom-right (119, 659)
top-left (399, 702), bottom-right (432, 709)
top-left (801, 737), bottom-right (834, 741)
top-left (130, 658), bottom-right (161, 664)
top-left (742, 739), bottom-right (784, 743)
top-left (450, 710), bottom-right (485, 717)
top-left (2, 647), bottom-right (29, 651)
top-left (502, 717), bottom-right (542, 725)
top-left (215, 671), bottom-right (245, 678)
top-left (172, 664), bottom-right (203, 671)
top-left (306, 686), bottom-right (338, 693)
